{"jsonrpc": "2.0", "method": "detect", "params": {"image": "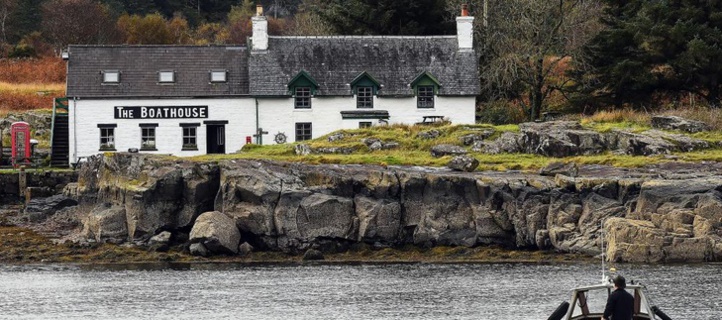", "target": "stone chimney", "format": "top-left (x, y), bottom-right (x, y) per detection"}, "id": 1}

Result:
top-left (252, 4), bottom-right (268, 51)
top-left (456, 4), bottom-right (474, 51)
